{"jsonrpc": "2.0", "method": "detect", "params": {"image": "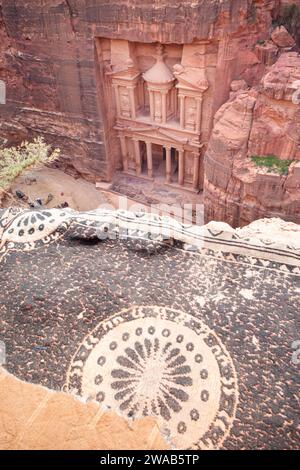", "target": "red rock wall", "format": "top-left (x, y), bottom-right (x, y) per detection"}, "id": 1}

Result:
top-left (0, 0), bottom-right (299, 226)
top-left (204, 52), bottom-right (300, 227)
top-left (0, 0), bottom-right (278, 183)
